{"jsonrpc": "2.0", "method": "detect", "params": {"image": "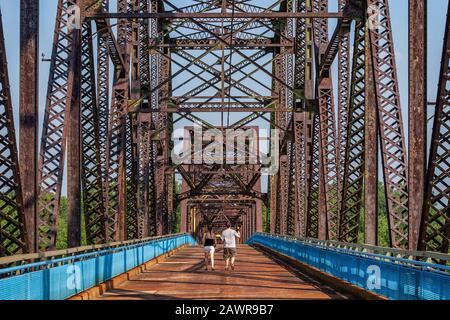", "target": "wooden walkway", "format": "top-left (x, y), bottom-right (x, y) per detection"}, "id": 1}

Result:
top-left (96, 245), bottom-right (349, 300)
